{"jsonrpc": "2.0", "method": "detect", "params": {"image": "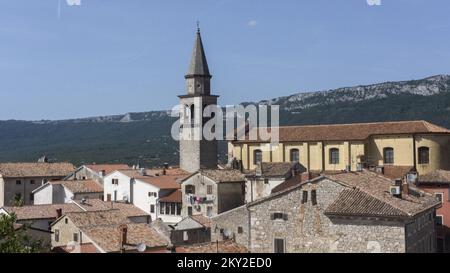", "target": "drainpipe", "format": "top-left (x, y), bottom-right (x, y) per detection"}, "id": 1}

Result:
top-left (412, 134), bottom-right (417, 171)
top-left (247, 206), bottom-right (251, 252)
top-left (321, 141), bottom-right (326, 173)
